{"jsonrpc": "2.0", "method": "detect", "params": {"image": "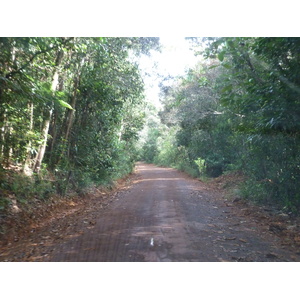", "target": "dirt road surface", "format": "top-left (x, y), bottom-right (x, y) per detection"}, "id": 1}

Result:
top-left (1, 163), bottom-right (300, 262)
